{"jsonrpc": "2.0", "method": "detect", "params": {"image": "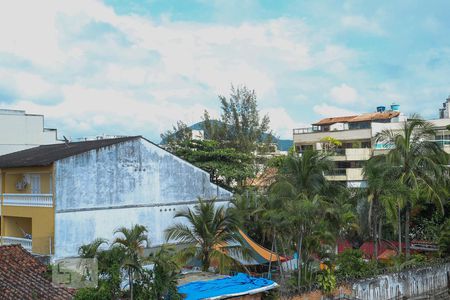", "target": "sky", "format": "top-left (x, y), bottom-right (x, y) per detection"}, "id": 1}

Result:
top-left (0, 0), bottom-right (449, 141)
